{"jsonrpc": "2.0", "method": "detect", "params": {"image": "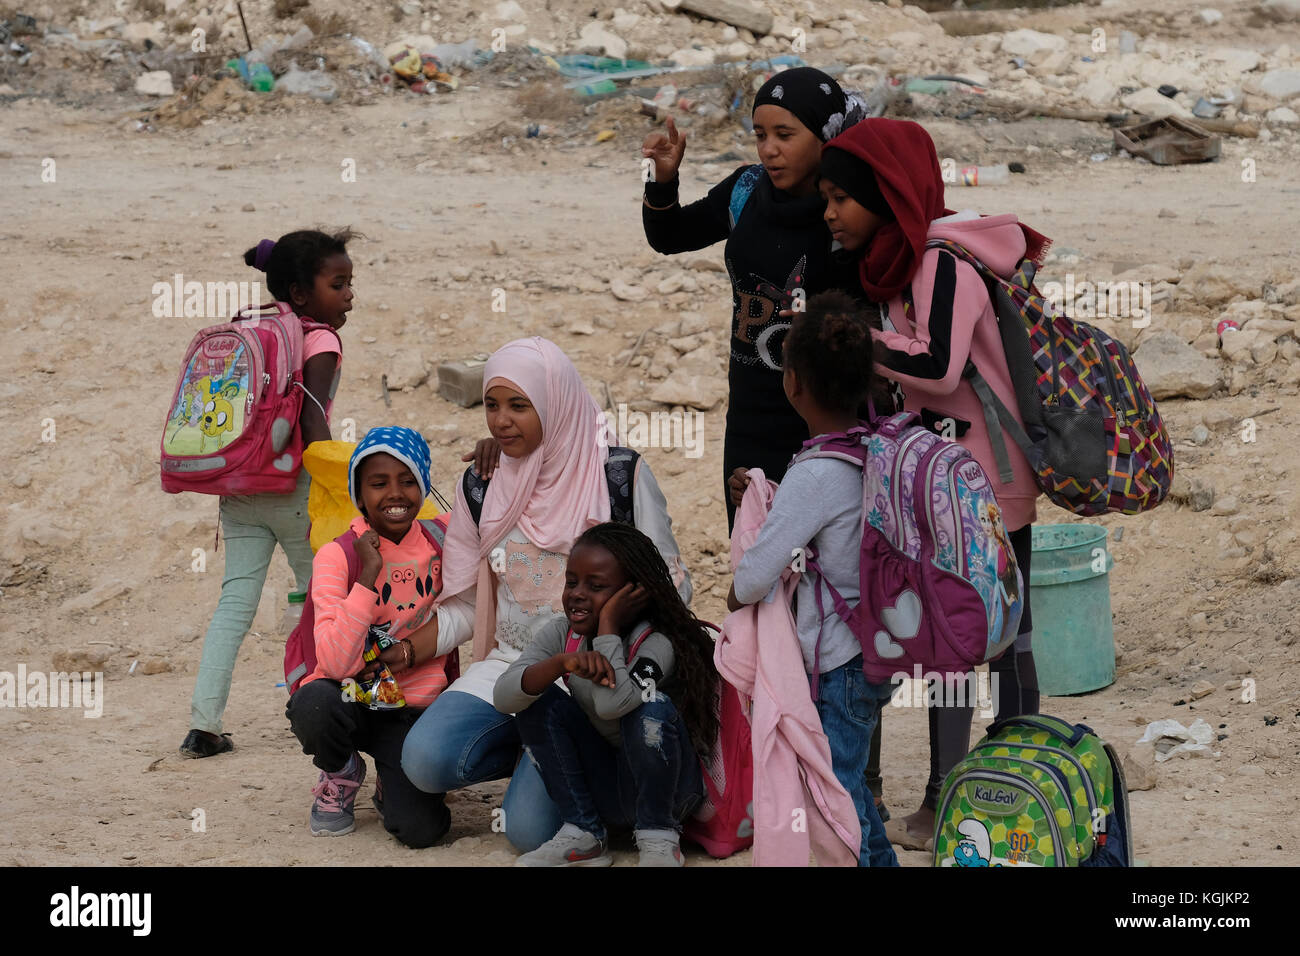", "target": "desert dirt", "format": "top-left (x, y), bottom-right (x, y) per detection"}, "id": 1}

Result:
top-left (2, 0), bottom-right (1300, 868)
